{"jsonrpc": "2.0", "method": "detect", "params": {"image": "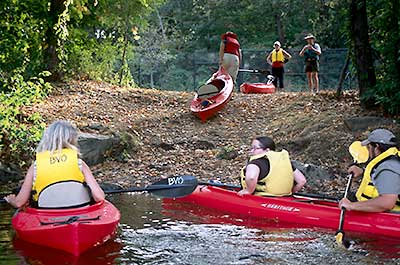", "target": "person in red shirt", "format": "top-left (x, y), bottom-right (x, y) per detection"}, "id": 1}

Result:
top-left (219, 31), bottom-right (241, 84)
